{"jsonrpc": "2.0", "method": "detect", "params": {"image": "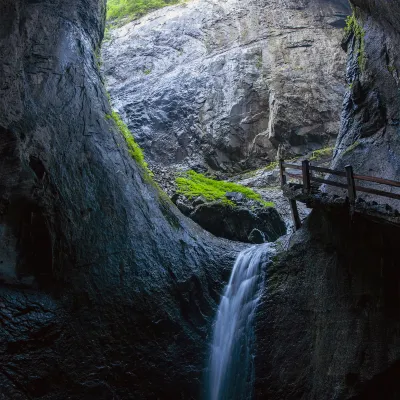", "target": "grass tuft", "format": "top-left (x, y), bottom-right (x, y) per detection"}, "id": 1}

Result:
top-left (309, 147), bottom-right (334, 161)
top-left (106, 110), bottom-right (153, 177)
top-left (345, 12), bottom-right (366, 71)
top-left (107, 0), bottom-right (181, 27)
top-left (176, 170), bottom-right (275, 207)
